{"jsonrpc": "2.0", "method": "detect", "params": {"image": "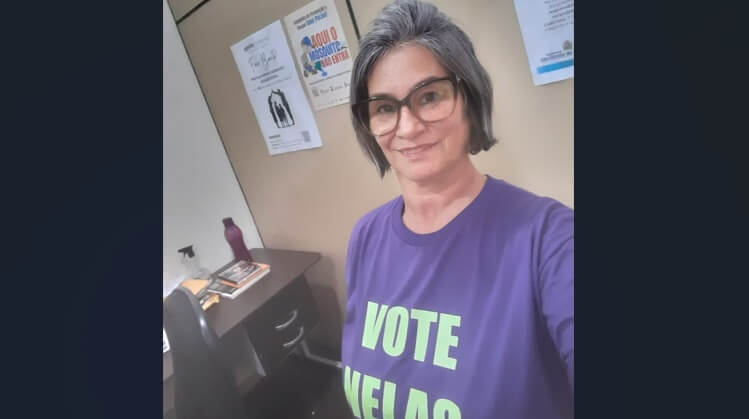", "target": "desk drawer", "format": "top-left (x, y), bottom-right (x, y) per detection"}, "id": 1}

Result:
top-left (243, 276), bottom-right (320, 374)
